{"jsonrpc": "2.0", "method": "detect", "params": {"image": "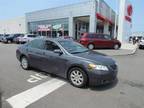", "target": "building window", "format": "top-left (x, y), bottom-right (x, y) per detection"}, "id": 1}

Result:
top-left (28, 18), bottom-right (68, 37)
